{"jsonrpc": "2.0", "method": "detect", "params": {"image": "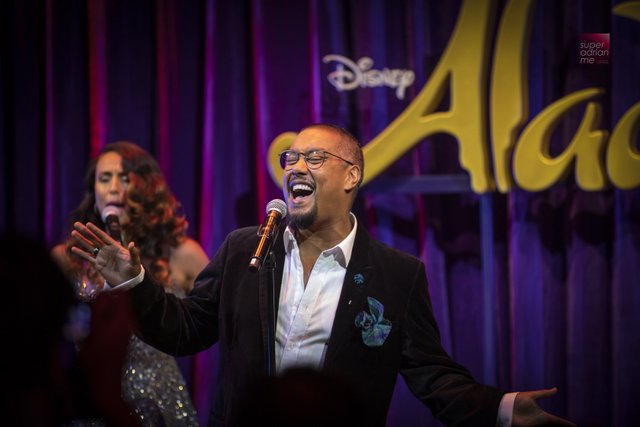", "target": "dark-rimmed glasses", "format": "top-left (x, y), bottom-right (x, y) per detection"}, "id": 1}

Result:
top-left (279, 150), bottom-right (354, 170)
